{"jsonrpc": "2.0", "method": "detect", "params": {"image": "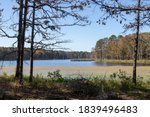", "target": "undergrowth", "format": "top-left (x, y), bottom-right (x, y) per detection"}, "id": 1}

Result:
top-left (0, 70), bottom-right (149, 98)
